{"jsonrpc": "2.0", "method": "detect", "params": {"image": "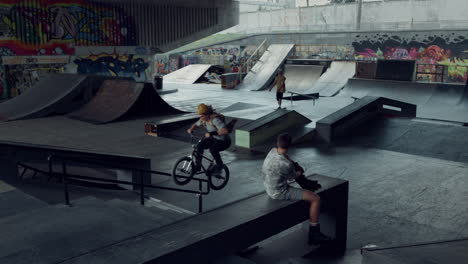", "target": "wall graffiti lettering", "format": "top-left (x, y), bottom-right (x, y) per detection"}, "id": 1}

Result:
top-left (74, 52), bottom-right (149, 82)
top-left (0, 0), bottom-right (136, 56)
